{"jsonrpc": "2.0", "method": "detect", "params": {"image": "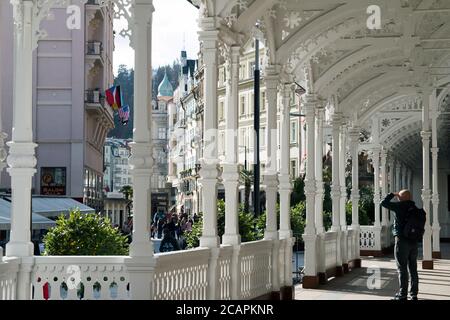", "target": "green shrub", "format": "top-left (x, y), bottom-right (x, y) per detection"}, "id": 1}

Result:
top-left (43, 209), bottom-right (129, 255)
top-left (185, 200), bottom-right (260, 249)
